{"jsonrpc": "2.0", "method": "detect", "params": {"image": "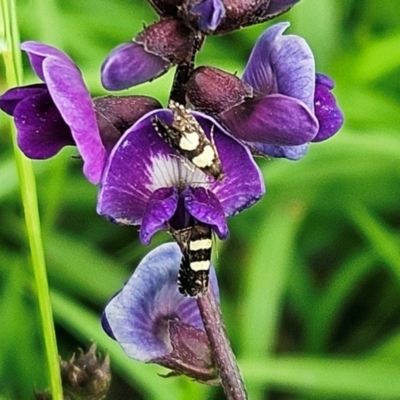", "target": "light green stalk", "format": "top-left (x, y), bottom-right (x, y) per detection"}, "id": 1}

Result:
top-left (0, 1), bottom-right (63, 398)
